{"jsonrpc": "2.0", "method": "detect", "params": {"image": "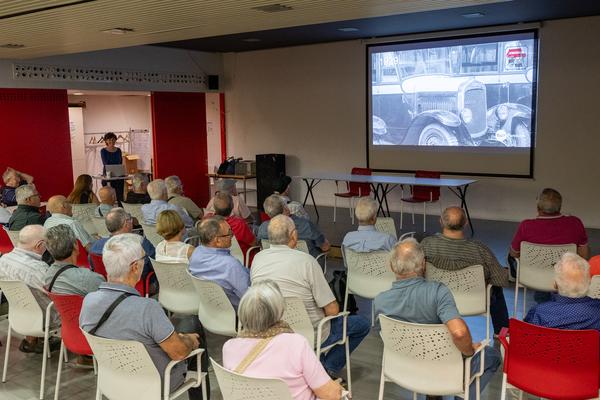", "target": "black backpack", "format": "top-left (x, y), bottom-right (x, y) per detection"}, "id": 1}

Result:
top-left (328, 270), bottom-right (358, 314)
